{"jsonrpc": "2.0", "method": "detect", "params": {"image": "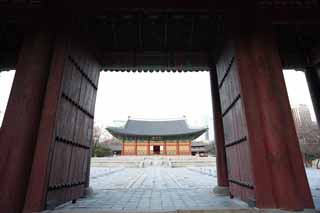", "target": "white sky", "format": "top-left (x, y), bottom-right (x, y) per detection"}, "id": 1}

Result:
top-left (0, 71), bottom-right (15, 125)
top-left (95, 71), bottom-right (214, 140)
top-left (95, 72), bottom-right (213, 126)
top-left (0, 69), bottom-right (317, 140)
top-left (283, 70), bottom-right (316, 121)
